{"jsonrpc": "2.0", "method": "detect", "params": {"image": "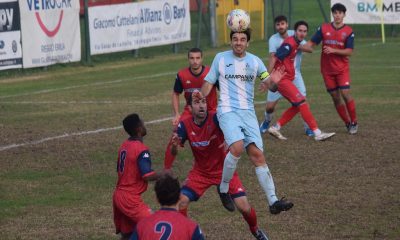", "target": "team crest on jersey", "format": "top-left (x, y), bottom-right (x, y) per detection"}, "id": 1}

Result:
top-left (341, 32), bottom-right (347, 40)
